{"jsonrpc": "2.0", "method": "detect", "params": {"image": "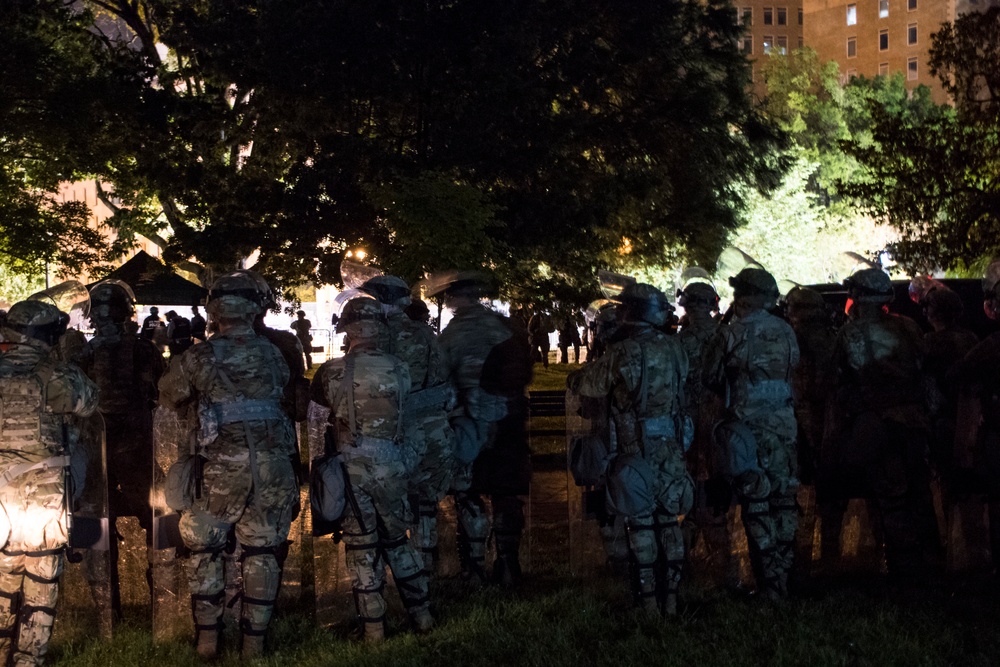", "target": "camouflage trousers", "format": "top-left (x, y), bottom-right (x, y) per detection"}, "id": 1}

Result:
top-left (734, 411), bottom-right (798, 598)
top-left (625, 438), bottom-right (693, 614)
top-left (450, 463), bottom-right (525, 584)
top-left (180, 443), bottom-right (297, 642)
top-left (0, 472), bottom-right (68, 667)
top-left (408, 411), bottom-right (454, 574)
top-left (340, 445), bottom-right (429, 625)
